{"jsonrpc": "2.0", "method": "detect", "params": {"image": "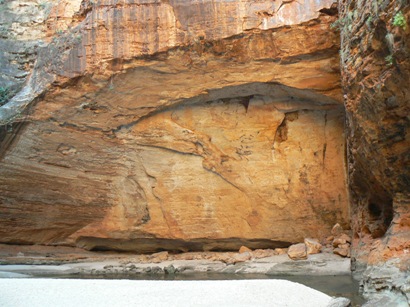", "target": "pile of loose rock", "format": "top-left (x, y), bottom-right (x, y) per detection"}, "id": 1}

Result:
top-left (286, 223), bottom-right (351, 260)
top-left (146, 222), bottom-right (353, 263)
top-left (144, 247), bottom-right (288, 265)
top-left (287, 238), bottom-right (322, 260)
top-left (327, 223), bottom-right (352, 258)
